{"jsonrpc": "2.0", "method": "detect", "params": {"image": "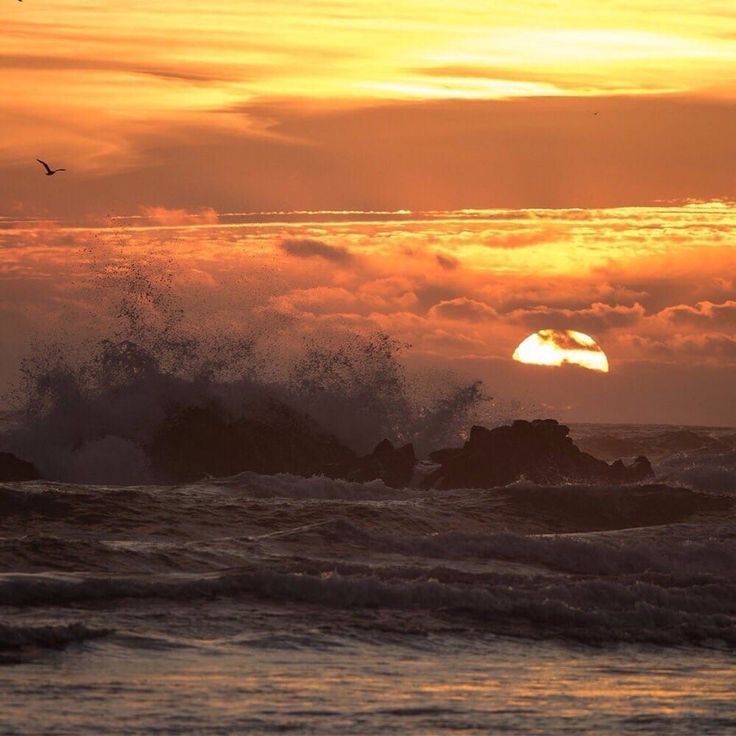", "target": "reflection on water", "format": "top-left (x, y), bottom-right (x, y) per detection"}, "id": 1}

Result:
top-left (1, 638), bottom-right (733, 734)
